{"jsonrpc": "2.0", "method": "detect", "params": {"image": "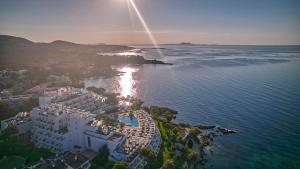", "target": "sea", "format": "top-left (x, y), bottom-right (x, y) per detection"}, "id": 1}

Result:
top-left (84, 45), bottom-right (300, 169)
